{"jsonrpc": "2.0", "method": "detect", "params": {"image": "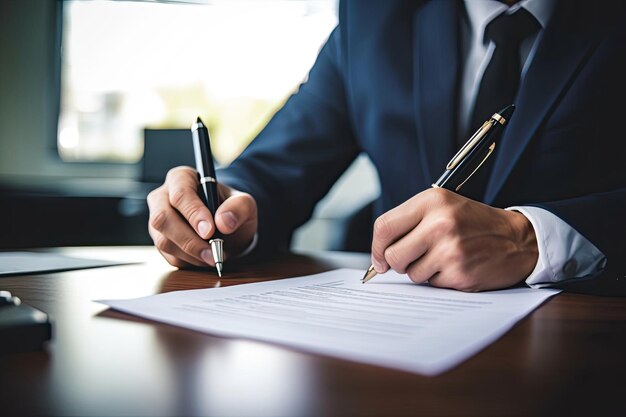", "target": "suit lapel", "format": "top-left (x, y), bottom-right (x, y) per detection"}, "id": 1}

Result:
top-left (484, 1), bottom-right (603, 204)
top-left (413, 0), bottom-right (461, 185)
